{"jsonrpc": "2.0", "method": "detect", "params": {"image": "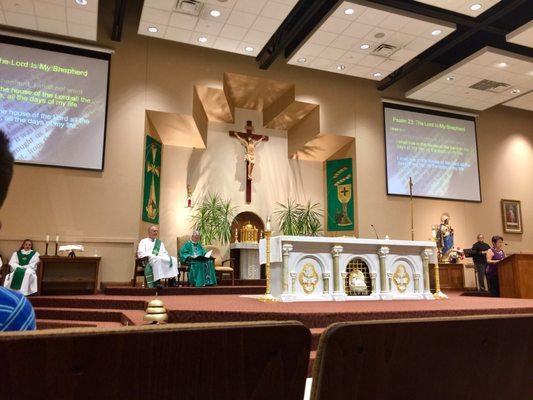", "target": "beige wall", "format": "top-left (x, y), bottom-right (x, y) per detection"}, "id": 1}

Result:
top-left (0, 0), bottom-right (531, 282)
